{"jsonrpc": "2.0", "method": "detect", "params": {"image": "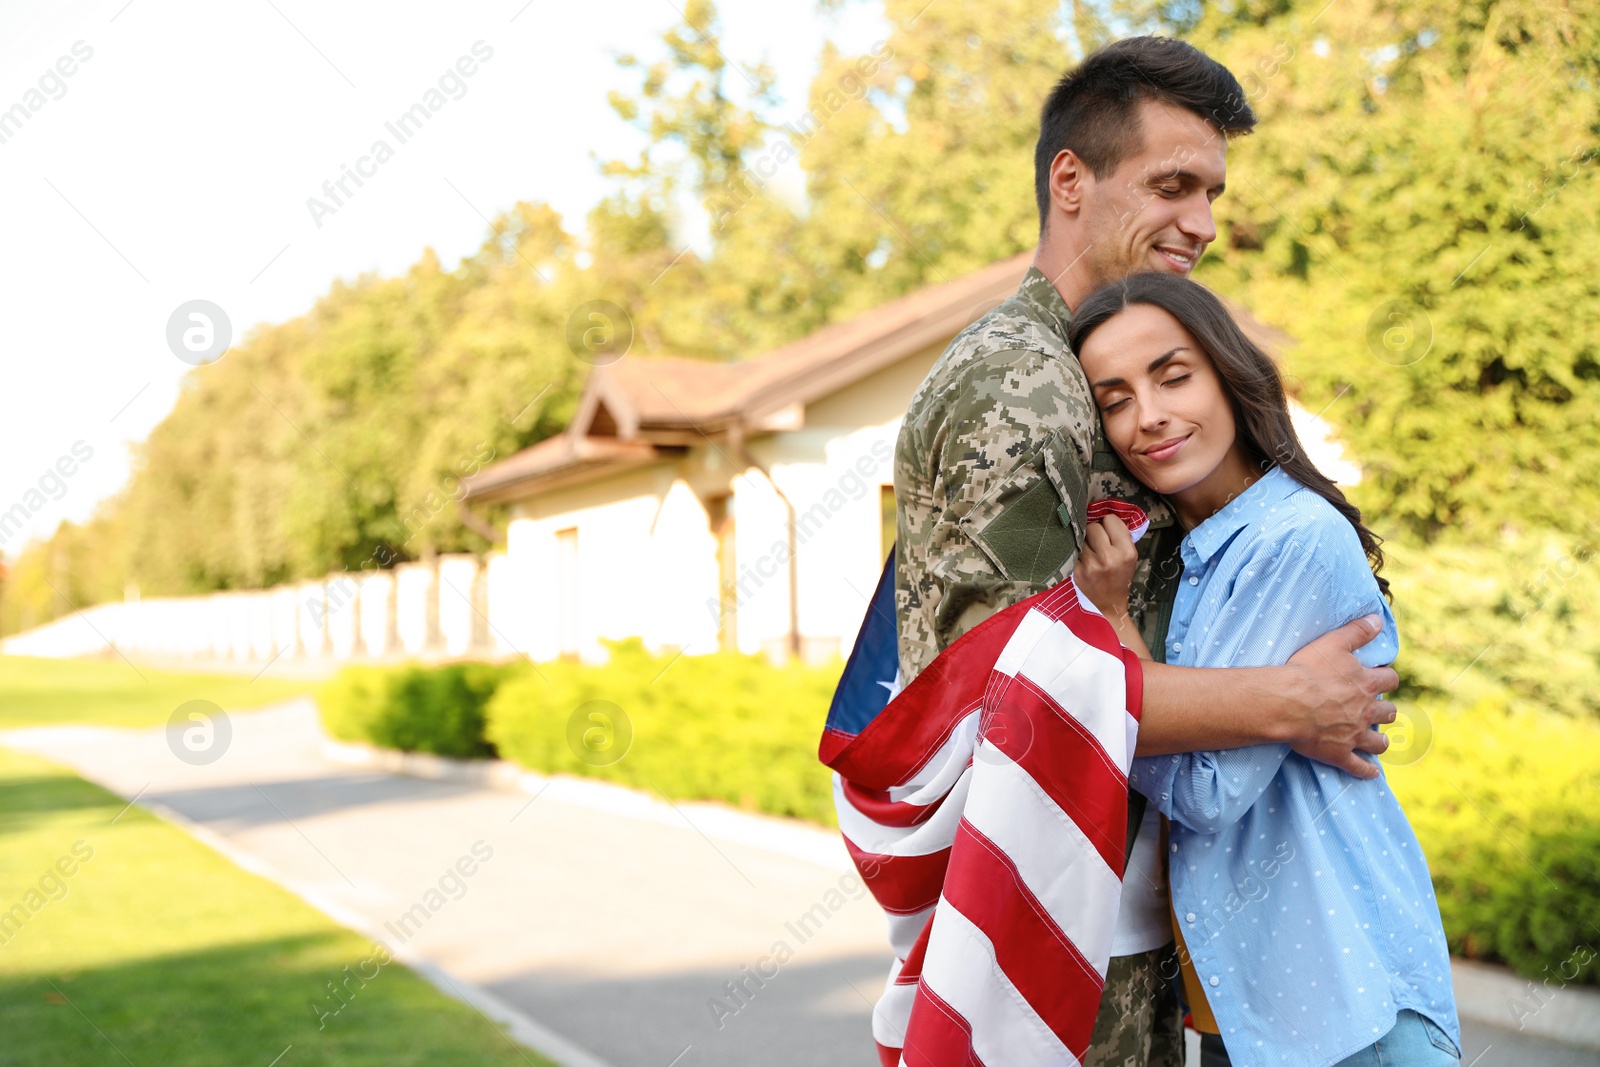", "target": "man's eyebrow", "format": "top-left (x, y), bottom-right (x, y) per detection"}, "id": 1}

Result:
top-left (1150, 169), bottom-right (1225, 194)
top-left (1091, 347), bottom-right (1189, 389)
